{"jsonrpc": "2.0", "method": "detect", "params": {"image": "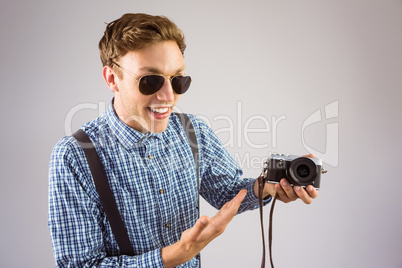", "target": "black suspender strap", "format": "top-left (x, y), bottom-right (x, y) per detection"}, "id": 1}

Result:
top-left (72, 129), bottom-right (135, 256)
top-left (176, 113), bottom-right (200, 218)
top-left (176, 113), bottom-right (201, 266)
top-left (71, 113), bottom-right (200, 259)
